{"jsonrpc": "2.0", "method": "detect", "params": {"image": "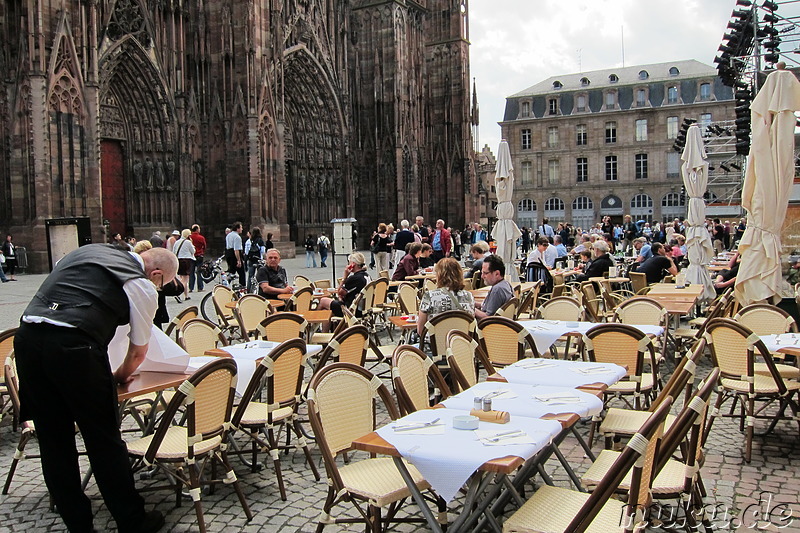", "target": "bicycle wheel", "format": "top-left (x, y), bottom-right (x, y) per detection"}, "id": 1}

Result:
top-left (200, 261), bottom-right (216, 283)
top-left (200, 291), bottom-right (216, 322)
